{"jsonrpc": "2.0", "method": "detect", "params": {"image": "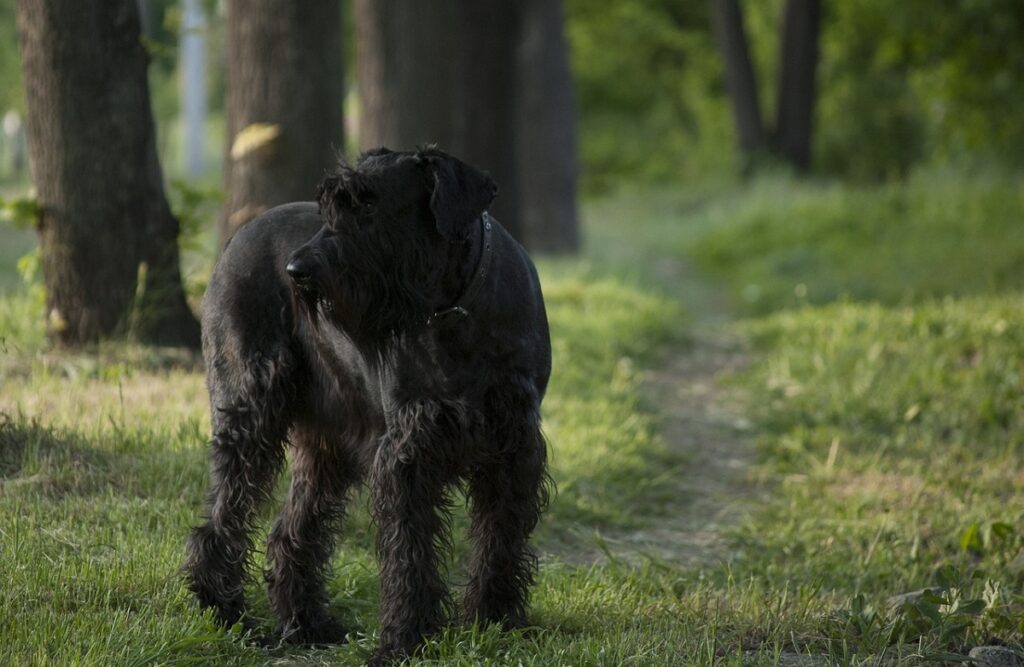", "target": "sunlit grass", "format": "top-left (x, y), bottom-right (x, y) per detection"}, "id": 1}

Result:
top-left (719, 296), bottom-right (1024, 657)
